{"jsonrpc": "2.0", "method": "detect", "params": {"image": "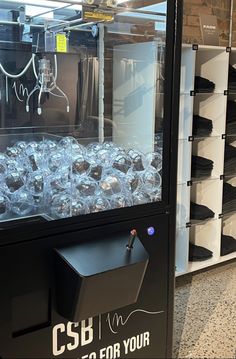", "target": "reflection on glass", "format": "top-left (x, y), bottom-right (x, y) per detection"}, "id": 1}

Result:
top-left (0, 0), bottom-right (167, 225)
